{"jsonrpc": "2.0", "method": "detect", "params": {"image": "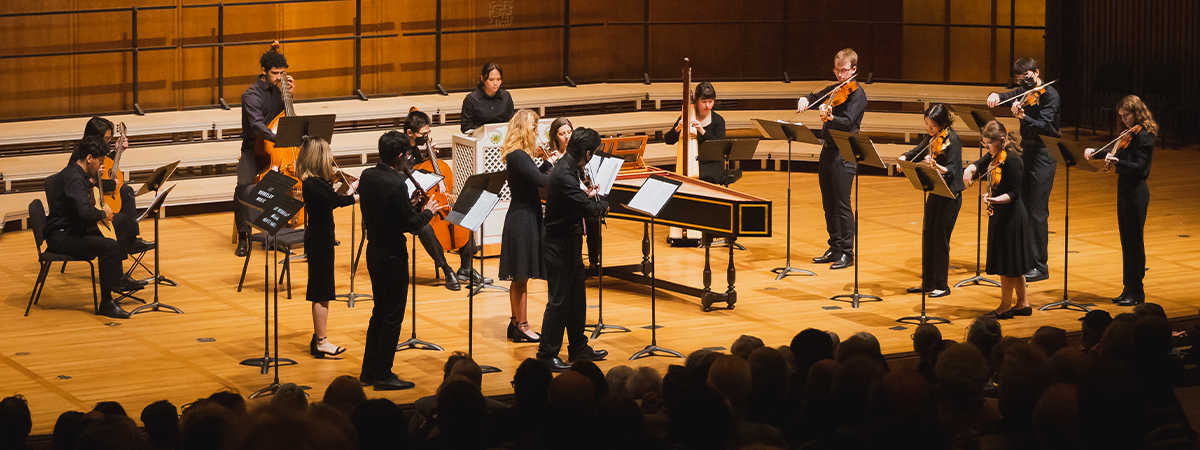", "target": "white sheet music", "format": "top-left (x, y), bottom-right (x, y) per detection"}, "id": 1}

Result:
top-left (451, 190), bottom-right (499, 232)
top-left (581, 154), bottom-right (624, 196)
top-left (627, 177), bottom-right (680, 217)
top-left (404, 170), bottom-right (444, 196)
